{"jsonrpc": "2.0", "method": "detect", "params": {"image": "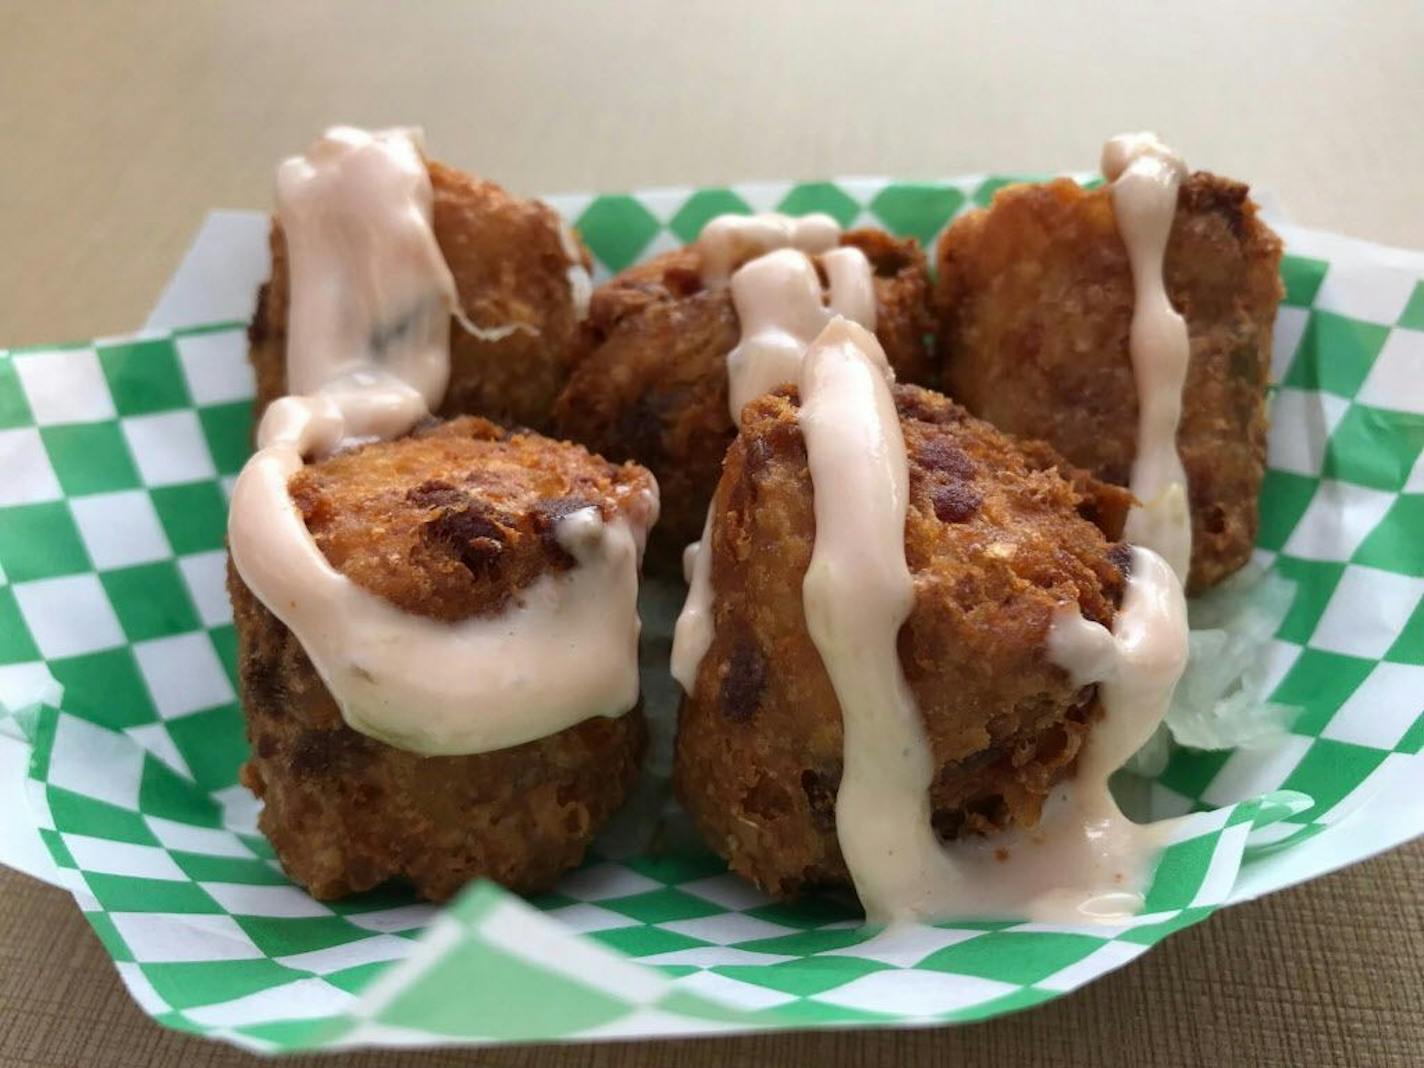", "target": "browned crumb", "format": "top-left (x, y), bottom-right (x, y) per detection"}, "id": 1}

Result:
top-left (249, 161), bottom-right (590, 434)
top-left (553, 227), bottom-right (936, 574)
top-left (673, 384), bottom-right (1132, 899)
top-left (228, 416), bottom-right (653, 901)
top-left (935, 172), bottom-right (1284, 592)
